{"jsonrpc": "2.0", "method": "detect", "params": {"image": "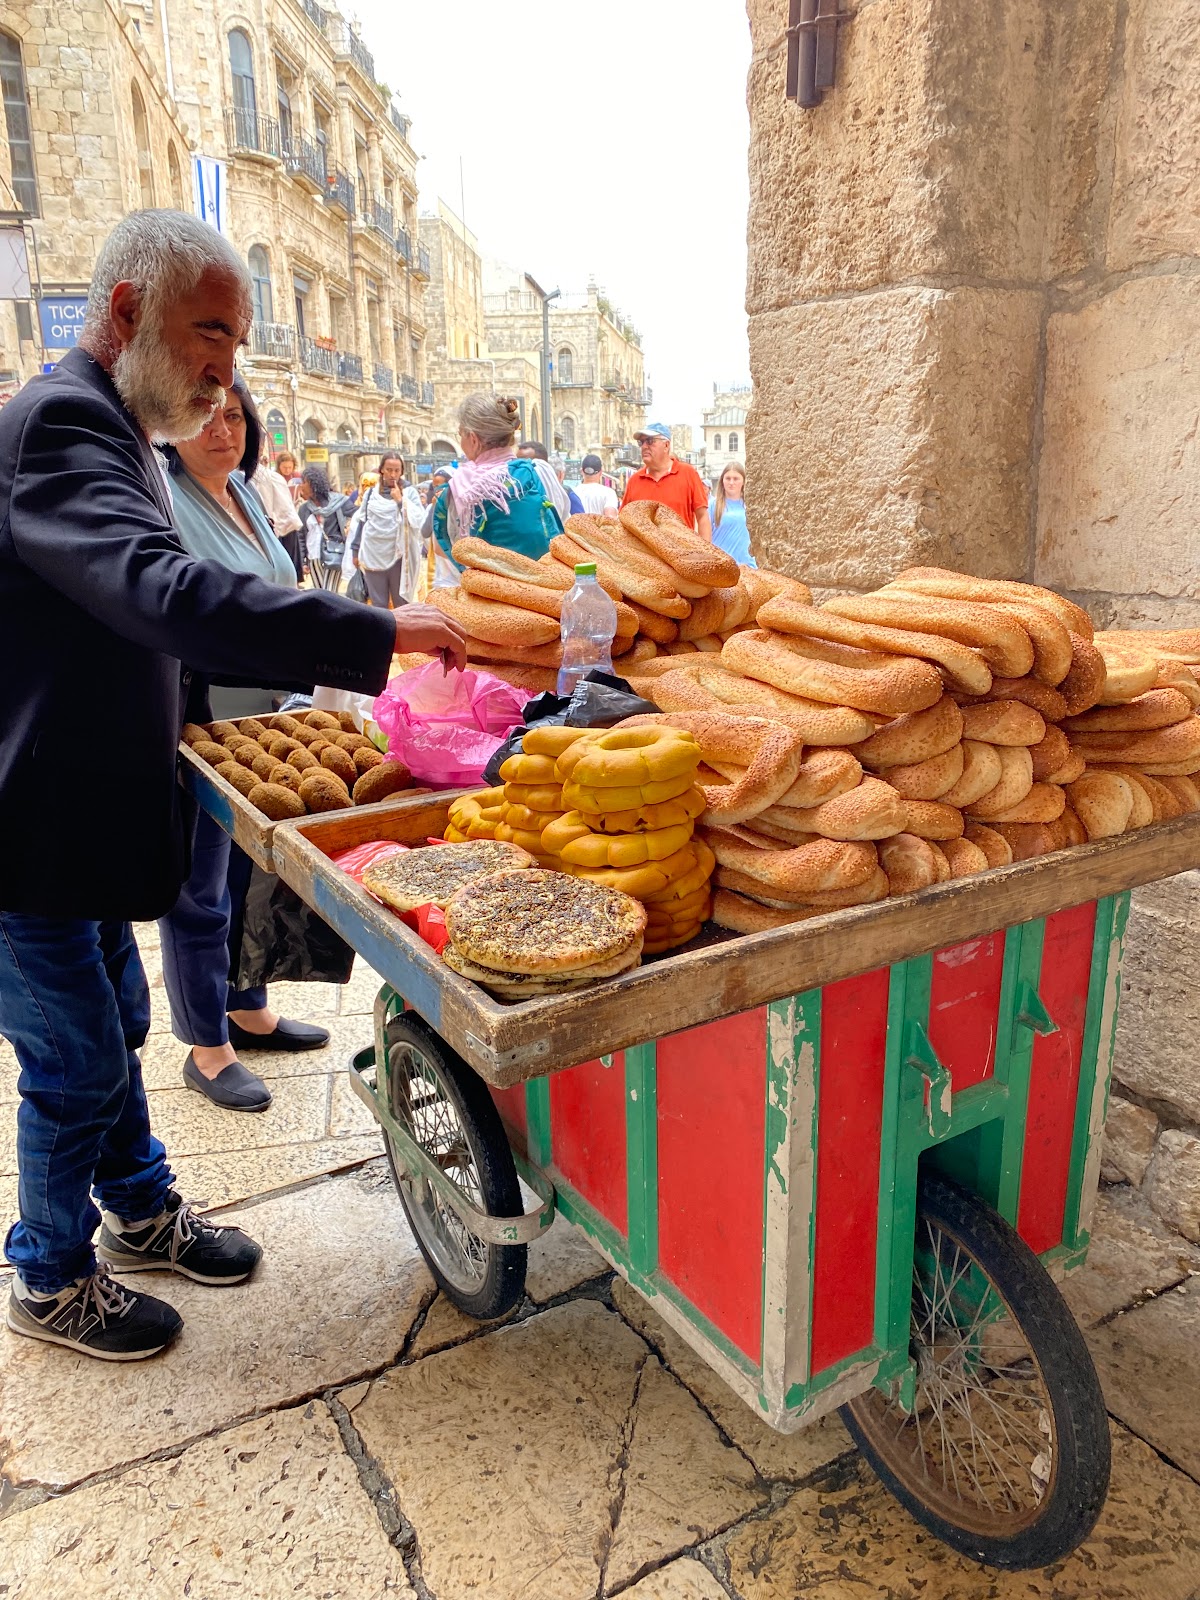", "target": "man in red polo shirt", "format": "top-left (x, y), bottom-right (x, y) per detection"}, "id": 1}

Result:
top-left (621, 423), bottom-right (713, 538)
